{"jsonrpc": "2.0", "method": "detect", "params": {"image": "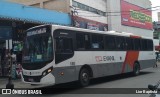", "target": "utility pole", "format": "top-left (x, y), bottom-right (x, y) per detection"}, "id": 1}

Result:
top-left (71, 10), bottom-right (74, 27)
top-left (70, 6), bottom-right (78, 27)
